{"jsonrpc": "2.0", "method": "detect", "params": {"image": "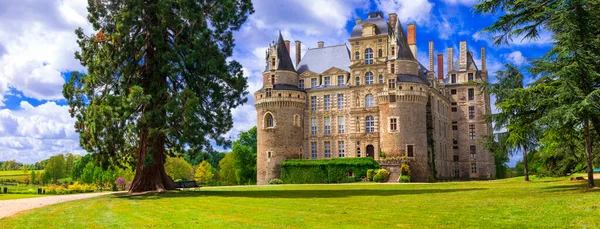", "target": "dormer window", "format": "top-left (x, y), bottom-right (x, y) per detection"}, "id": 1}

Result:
top-left (271, 58), bottom-right (275, 68)
top-left (271, 75), bottom-right (275, 84)
top-left (265, 88), bottom-right (272, 97)
top-left (391, 47), bottom-right (395, 56)
top-left (364, 48), bottom-right (373, 64)
top-left (378, 49), bottom-right (383, 58)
